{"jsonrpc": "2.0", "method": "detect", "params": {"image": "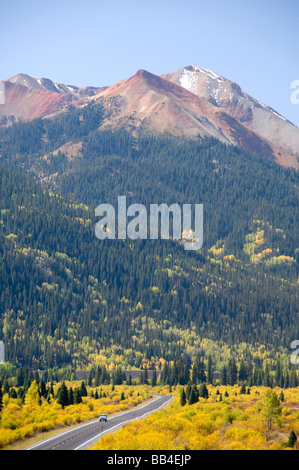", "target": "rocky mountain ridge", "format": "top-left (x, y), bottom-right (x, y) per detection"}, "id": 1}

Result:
top-left (0, 66), bottom-right (298, 169)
